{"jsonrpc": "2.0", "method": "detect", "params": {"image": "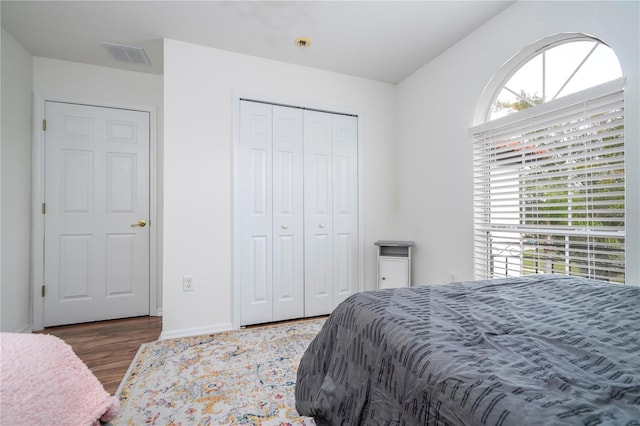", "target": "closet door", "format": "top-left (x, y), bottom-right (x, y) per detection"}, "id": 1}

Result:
top-left (272, 106), bottom-right (304, 321)
top-left (304, 111), bottom-right (359, 316)
top-left (239, 102), bottom-right (358, 324)
top-left (239, 101), bottom-right (273, 325)
top-left (332, 114), bottom-right (359, 305)
top-left (304, 110), bottom-right (334, 316)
